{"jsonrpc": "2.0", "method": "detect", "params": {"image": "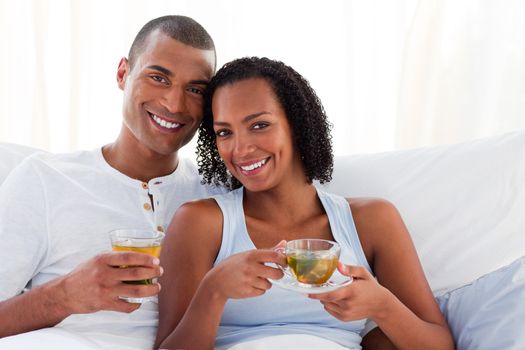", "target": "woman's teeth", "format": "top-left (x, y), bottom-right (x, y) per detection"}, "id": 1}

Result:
top-left (241, 158), bottom-right (267, 171)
